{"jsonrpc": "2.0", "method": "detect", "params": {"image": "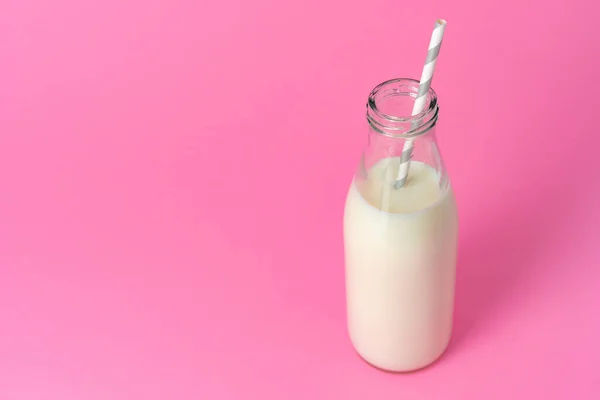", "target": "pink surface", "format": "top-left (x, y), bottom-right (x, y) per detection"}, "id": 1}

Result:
top-left (1, 0), bottom-right (599, 398)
